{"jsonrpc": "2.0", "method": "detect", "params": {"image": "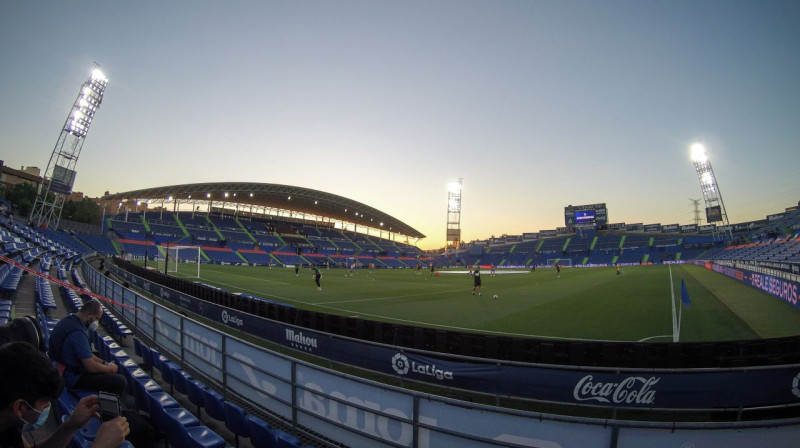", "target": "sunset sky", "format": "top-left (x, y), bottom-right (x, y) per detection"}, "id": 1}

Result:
top-left (2, 1), bottom-right (798, 249)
